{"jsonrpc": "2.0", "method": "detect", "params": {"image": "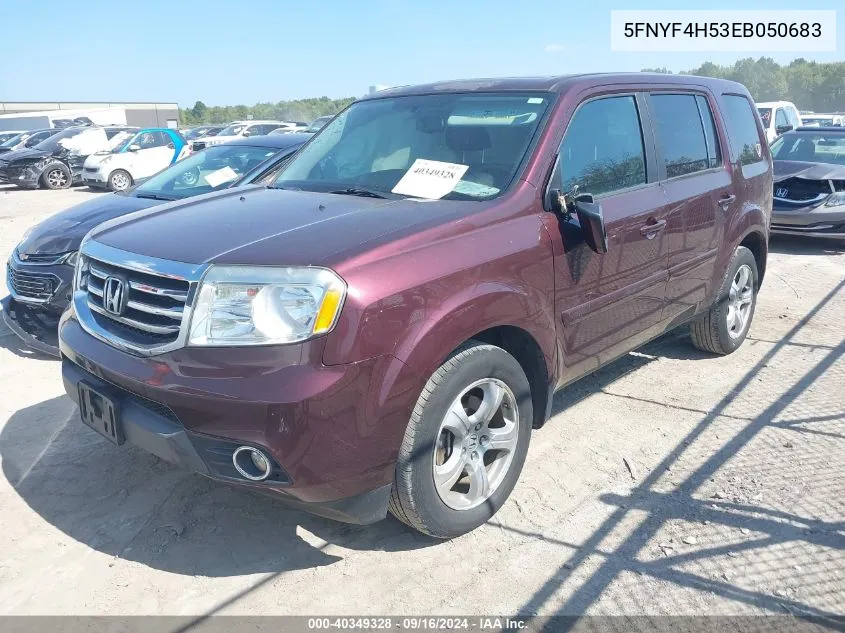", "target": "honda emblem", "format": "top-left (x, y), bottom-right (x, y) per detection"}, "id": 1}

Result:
top-left (103, 276), bottom-right (126, 315)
